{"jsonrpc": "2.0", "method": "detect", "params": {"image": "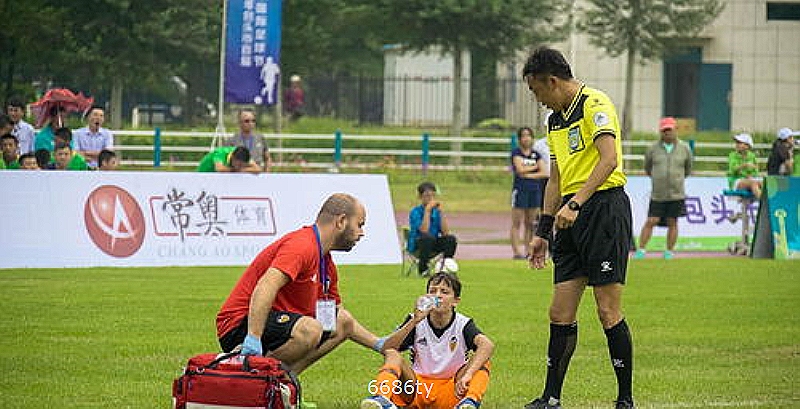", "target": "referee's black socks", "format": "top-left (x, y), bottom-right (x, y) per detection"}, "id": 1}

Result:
top-left (542, 322), bottom-right (578, 402)
top-left (604, 319), bottom-right (634, 402)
